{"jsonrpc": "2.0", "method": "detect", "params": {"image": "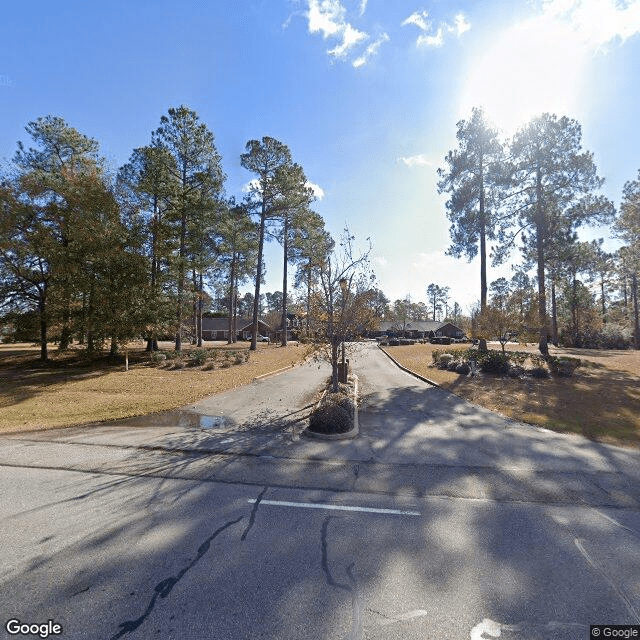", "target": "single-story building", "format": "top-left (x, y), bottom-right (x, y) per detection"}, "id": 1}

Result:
top-left (370, 320), bottom-right (465, 340)
top-left (200, 317), bottom-right (273, 341)
top-left (275, 312), bottom-right (305, 341)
